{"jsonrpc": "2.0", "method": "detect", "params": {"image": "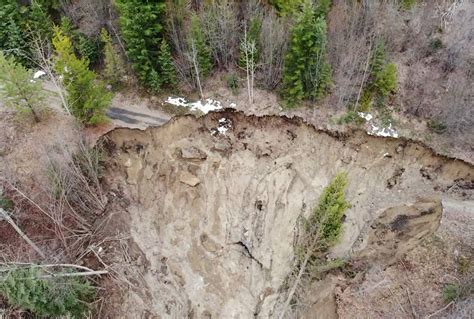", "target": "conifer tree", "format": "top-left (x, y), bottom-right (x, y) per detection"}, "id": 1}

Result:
top-left (158, 38), bottom-right (176, 87)
top-left (100, 28), bottom-right (126, 90)
top-left (0, 52), bottom-right (44, 122)
top-left (282, 1), bottom-right (332, 106)
top-left (189, 13), bottom-right (212, 77)
top-left (0, 0), bottom-right (29, 65)
top-left (52, 28), bottom-right (111, 125)
top-left (116, 0), bottom-right (166, 91)
top-left (27, 1), bottom-right (53, 42)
